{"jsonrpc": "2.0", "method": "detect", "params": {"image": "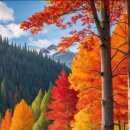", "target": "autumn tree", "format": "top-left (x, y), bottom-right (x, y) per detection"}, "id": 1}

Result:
top-left (69, 37), bottom-right (102, 129)
top-left (69, 32), bottom-right (128, 129)
top-left (10, 99), bottom-right (34, 130)
top-left (0, 109), bottom-right (12, 130)
top-left (111, 1), bottom-right (130, 129)
top-left (111, 15), bottom-right (128, 129)
top-left (21, 1), bottom-right (127, 129)
top-left (46, 70), bottom-right (78, 130)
